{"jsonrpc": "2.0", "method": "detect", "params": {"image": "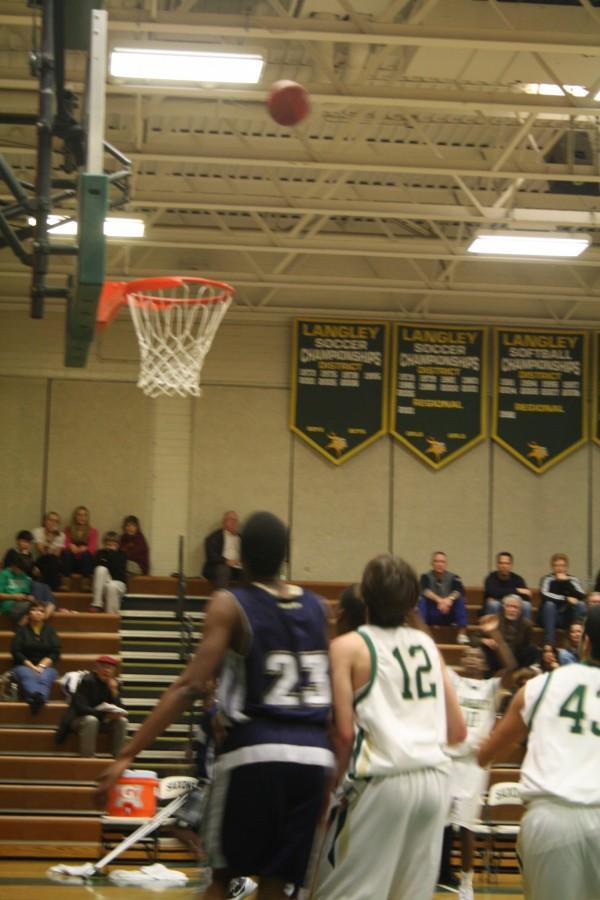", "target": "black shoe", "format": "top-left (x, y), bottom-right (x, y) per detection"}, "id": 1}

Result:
top-left (437, 871), bottom-right (460, 890)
